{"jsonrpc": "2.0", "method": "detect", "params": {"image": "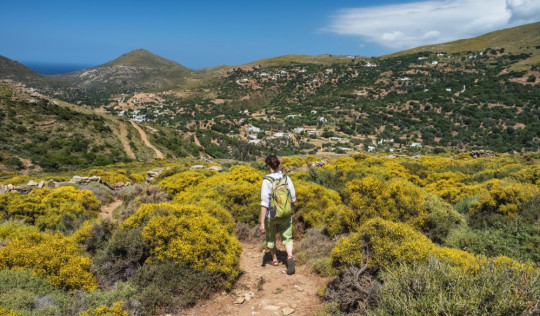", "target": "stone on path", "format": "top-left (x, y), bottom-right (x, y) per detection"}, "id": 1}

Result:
top-left (263, 305), bottom-right (280, 311)
top-left (234, 297), bottom-right (245, 304)
top-left (282, 307), bottom-right (295, 315)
